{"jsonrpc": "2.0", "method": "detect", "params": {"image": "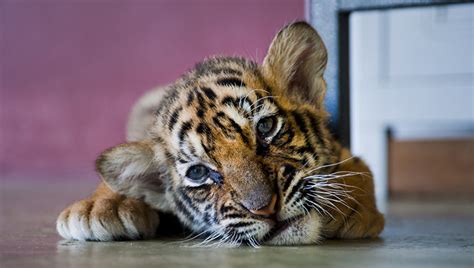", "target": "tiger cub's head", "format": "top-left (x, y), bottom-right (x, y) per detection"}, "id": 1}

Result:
top-left (97, 22), bottom-right (342, 245)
